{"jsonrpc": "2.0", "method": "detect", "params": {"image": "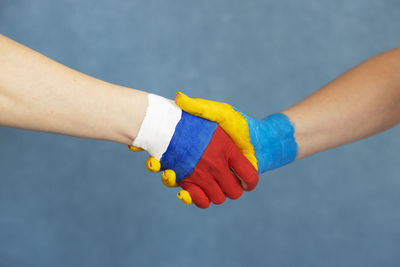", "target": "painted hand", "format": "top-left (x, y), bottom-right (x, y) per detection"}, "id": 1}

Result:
top-left (175, 92), bottom-right (298, 174)
top-left (129, 94), bottom-right (258, 209)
